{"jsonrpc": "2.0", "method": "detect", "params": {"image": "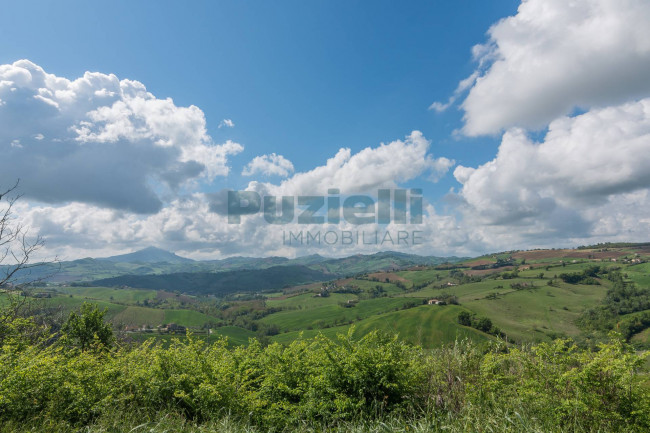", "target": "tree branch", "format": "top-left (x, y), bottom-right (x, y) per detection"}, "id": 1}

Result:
top-left (0, 180), bottom-right (59, 288)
